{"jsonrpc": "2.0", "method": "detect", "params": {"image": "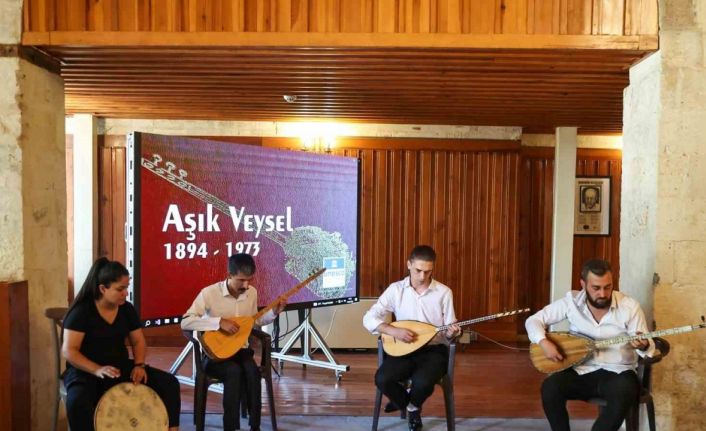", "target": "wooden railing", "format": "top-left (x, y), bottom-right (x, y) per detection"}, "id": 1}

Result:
top-left (24, 0), bottom-right (657, 37)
